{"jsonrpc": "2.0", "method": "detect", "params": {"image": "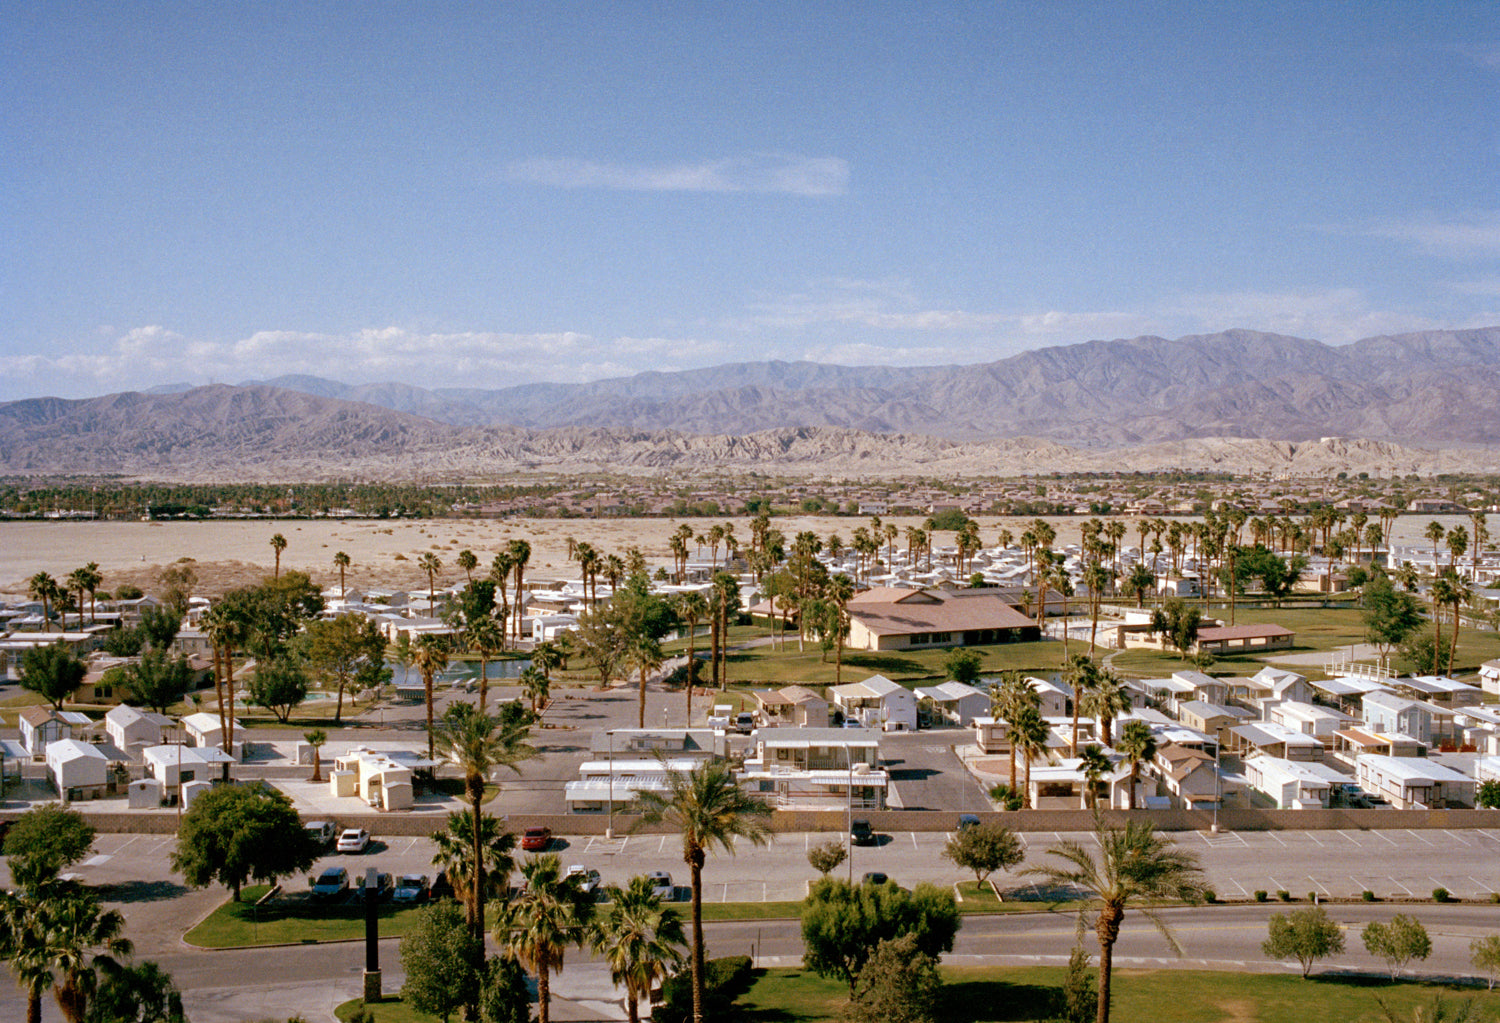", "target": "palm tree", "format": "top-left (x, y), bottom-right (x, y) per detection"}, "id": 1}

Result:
top-left (673, 592), bottom-right (710, 723)
top-left (433, 701), bottom-right (538, 942)
top-left (27, 571), bottom-right (60, 633)
top-left (467, 614), bottom-right (505, 712)
top-left (1027, 818), bottom-right (1208, 1023)
top-left (500, 853), bottom-right (594, 1023)
top-left (412, 635), bottom-right (450, 760)
top-left (591, 875), bottom-right (688, 1023)
top-left (822, 574), bottom-right (854, 684)
top-left (417, 551), bottom-right (443, 613)
top-left (0, 883), bottom-right (133, 1023)
top-left (1430, 573), bottom-right (1455, 669)
top-left (1445, 570), bottom-right (1472, 677)
top-left (490, 549), bottom-right (515, 643)
top-left (66, 568), bottom-right (91, 631)
top-left (519, 666), bottom-right (551, 716)
top-left (202, 601), bottom-right (248, 754)
top-left (269, 532), bottom-right (287, 578)
top-left (1425, 521), bottom-right (1446, 575)
top-left (333, 551), bottom-right (351, 599)
top-left (304, 728), bottom-right (327, 782)
top-left (507, 539), bottom-right (532, 641)
top-left (1118, 720), bottom-right (1157, 811)
top-left (628, 630), bottom-right (663, 729)
top-left (432, 810), bottom-right (517, 935)
top-left (993, 672), bottom-right (1038, 794)
top-left (634, 758), bottom-right (771, 1023)
top-left (1125, 563), bottom-right (1155, 608)
top-left (1013, 705), bottom-right (1051, 809)
top-left (1066, 654), bottom-right (1100, 755)
top-left (1081, 668), bottom-right (1132, 747)
top-left (1078, 744), bottom-right (1112, 810)
top-left (457, 549), bottom-right (478, 583)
